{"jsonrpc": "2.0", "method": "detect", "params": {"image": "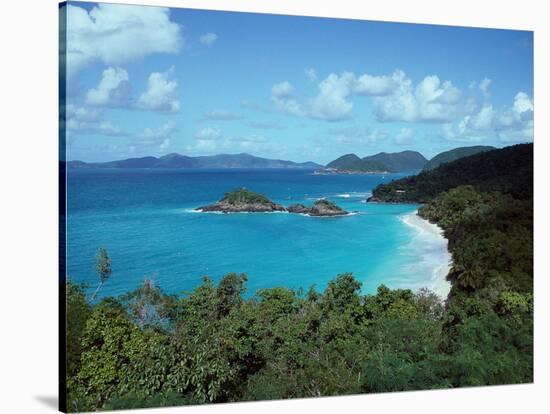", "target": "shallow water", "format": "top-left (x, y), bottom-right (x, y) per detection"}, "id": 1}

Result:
top-left (66, 168), bottom-right (448, 299)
